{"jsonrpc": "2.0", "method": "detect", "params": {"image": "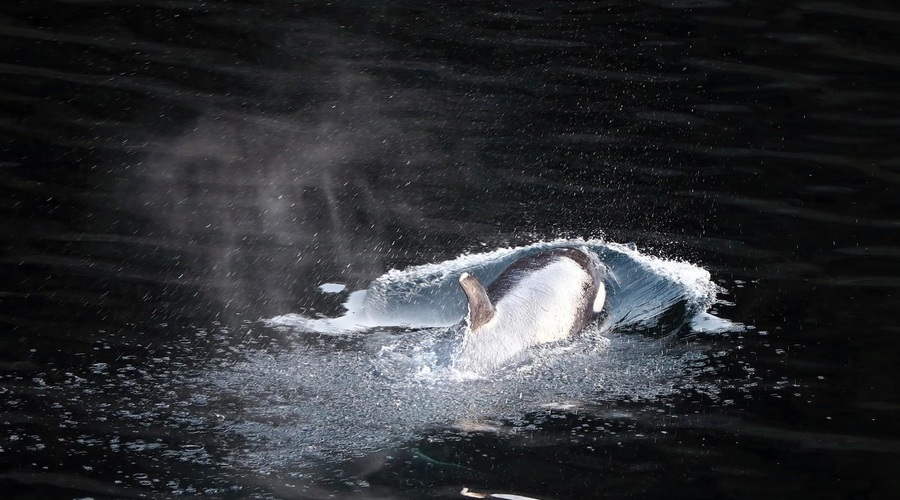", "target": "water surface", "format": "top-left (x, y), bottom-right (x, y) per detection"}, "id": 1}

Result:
top-left (2, 0), bottom-right (899, 498)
